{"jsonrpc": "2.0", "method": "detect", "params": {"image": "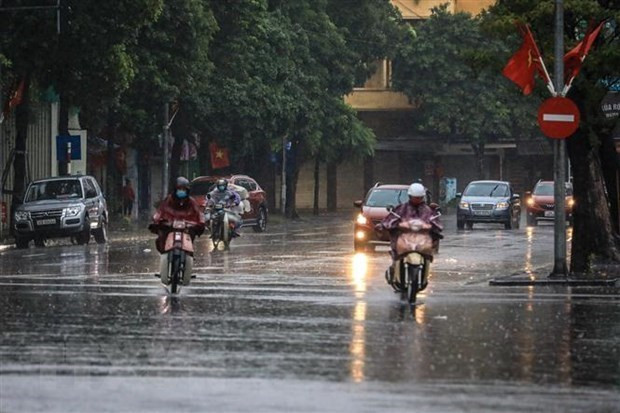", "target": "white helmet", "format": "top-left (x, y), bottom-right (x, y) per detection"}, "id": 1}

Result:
top-left (408, 183), bottom-right (426, 197)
